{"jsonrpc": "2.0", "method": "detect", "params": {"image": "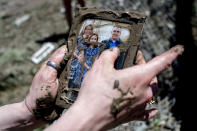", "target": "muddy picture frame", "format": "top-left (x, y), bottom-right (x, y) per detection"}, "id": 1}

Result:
top-left (50, 8), bottom-right (146, 121)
